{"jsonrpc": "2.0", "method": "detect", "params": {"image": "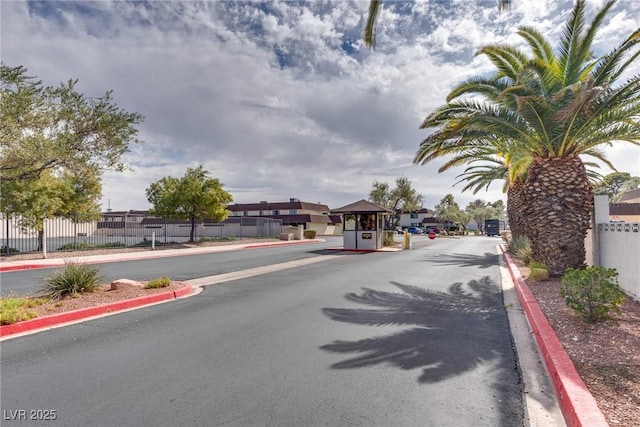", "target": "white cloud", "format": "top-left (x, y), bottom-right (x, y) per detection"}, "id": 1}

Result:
top-left (2, 0), bottom-right (639, 212)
